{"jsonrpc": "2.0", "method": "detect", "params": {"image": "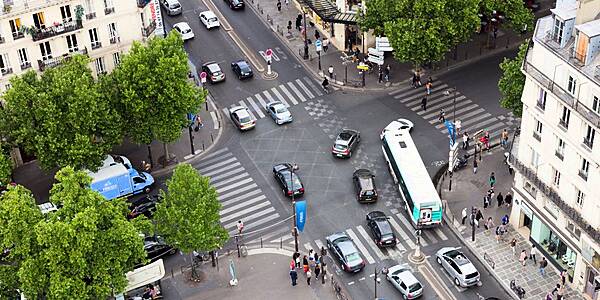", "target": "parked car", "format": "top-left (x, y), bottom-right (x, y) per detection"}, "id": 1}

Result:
top-left (366, 211), bottom-right (397, 247)
top-left (265, 101), bottom-right (292, 125)
top-left (326, 232), bottom-right (365, 273)
top-left (386, 264), bottom-right (424, 299)
top-left (332, 129), bottom-right (360, 158)
top-left (380, 118), bottom-right (414, 139)
top-left (272, 163), bottom-right (304, 197)
top-left (435, 247), bottom-right (480, 287)
top-left (231, 60), bottom-right (253, 80)
top-left (353, 169), bottom-right (377, 203)
top-left (172, 22), bottom-right (194, 41)
top-left (229, 105), bottom-right (255, 130)
top-left (144, 236), bottom-right (176, 262)
top-left (128, 195), bottom-right (160, 219)
top-left (160, 0), bottom-right (182, 15)
top-left (201, 62), bottom-right (226, 83)
top-left (199, 10), bottom-right (220, 29)
top-left (225, 0), bottom-right (244, 9)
